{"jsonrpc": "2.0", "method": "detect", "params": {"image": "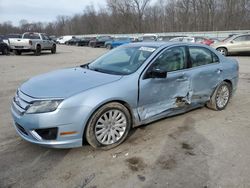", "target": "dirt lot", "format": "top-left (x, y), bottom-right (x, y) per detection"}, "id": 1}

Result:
top-left (0, 45), bottom-right (250, 188)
